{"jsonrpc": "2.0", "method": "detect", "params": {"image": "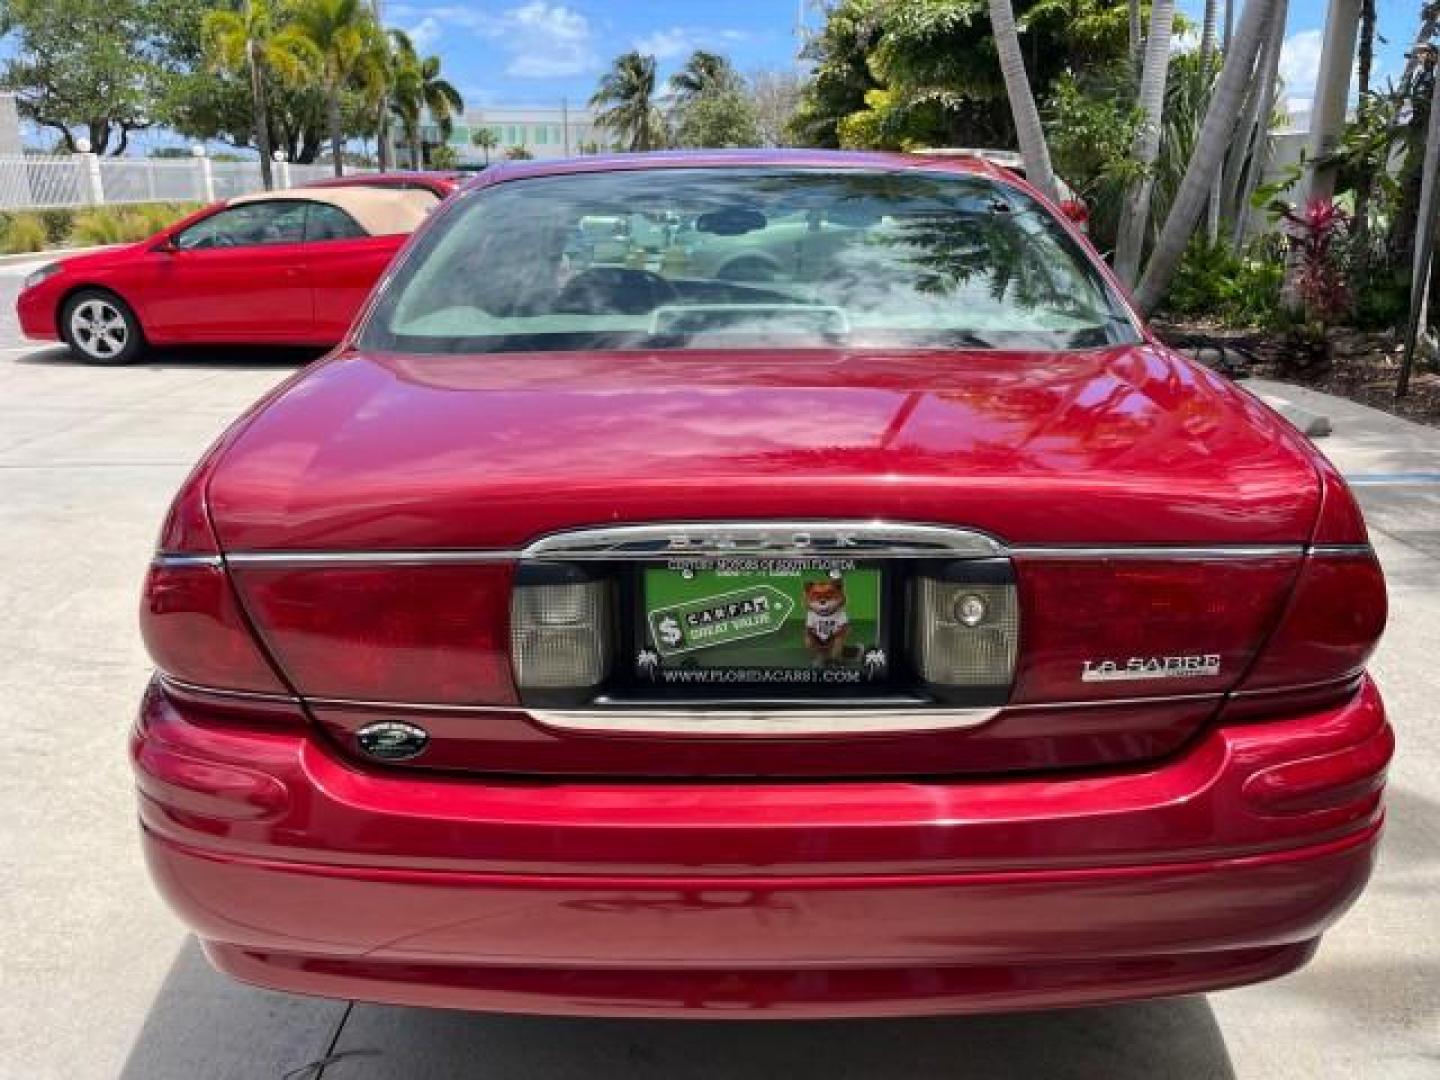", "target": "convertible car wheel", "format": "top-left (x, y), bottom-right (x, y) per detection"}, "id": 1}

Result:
top-left (61, 290), bottom-right (144, 365)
